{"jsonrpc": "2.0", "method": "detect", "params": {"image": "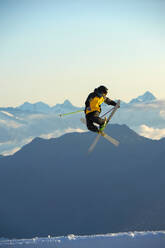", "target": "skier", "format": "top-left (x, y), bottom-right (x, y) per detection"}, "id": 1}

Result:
top-left (85, 85), bottom-right (118, 133)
